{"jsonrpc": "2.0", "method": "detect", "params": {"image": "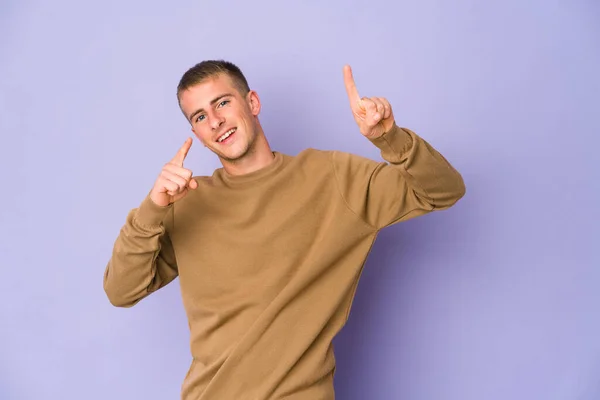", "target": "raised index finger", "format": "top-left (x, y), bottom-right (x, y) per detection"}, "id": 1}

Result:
top-left (343, 65), bottom-right (361, 108)
top-left (171, 137), bottom-right (192, 166)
